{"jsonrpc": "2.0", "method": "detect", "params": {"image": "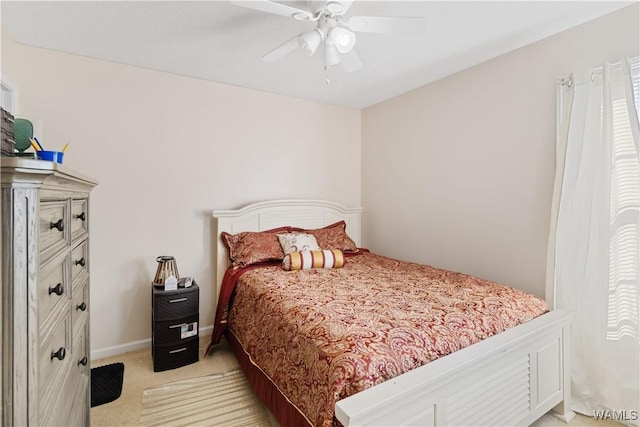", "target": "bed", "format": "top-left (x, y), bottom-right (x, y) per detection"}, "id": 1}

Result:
top-left (207, 199), bottom-right (575, 427)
